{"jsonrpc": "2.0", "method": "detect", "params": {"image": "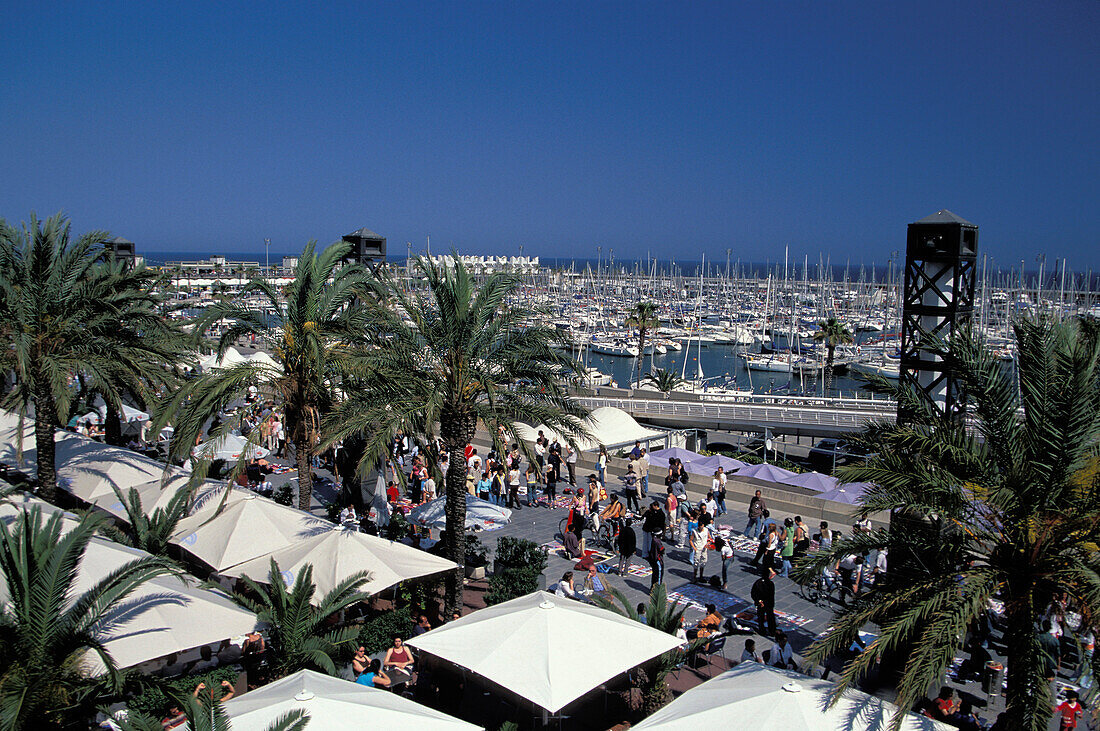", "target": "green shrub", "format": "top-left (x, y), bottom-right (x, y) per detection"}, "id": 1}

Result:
top-left (356, 609), bottom-right (415, 656)
top-left (126, 665), bottom-right (239, 718)
top-left (464, 534), bottom-right (489, 567)
top-left (493, 536), bottom-right (546, 573)
top-left (739, 454), bottom-right (763, 465)
top-left (273, 485), bottom-right (294, 506)
top-left (485, 567), bottom-right (541, 606)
